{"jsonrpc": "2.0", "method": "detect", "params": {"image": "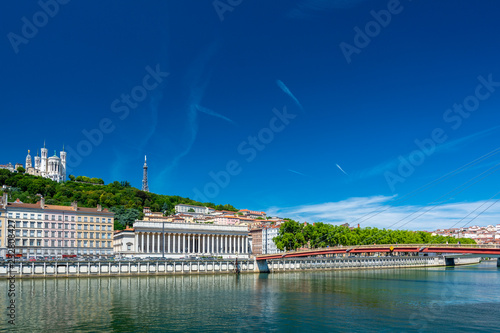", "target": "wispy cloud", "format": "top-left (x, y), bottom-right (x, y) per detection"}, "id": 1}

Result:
top-left (195, 104), bottom-right (235, 124)
top-left (336, 163), bottom-right (348, 175)
top-left (276, 80), bottom-right (304, 111)
top-left (267, 195), bottom-right (500, 231)
top-left (288, 169), bottom-right (308, 177)
top-left (356, 127), bottom-right (500, 180)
